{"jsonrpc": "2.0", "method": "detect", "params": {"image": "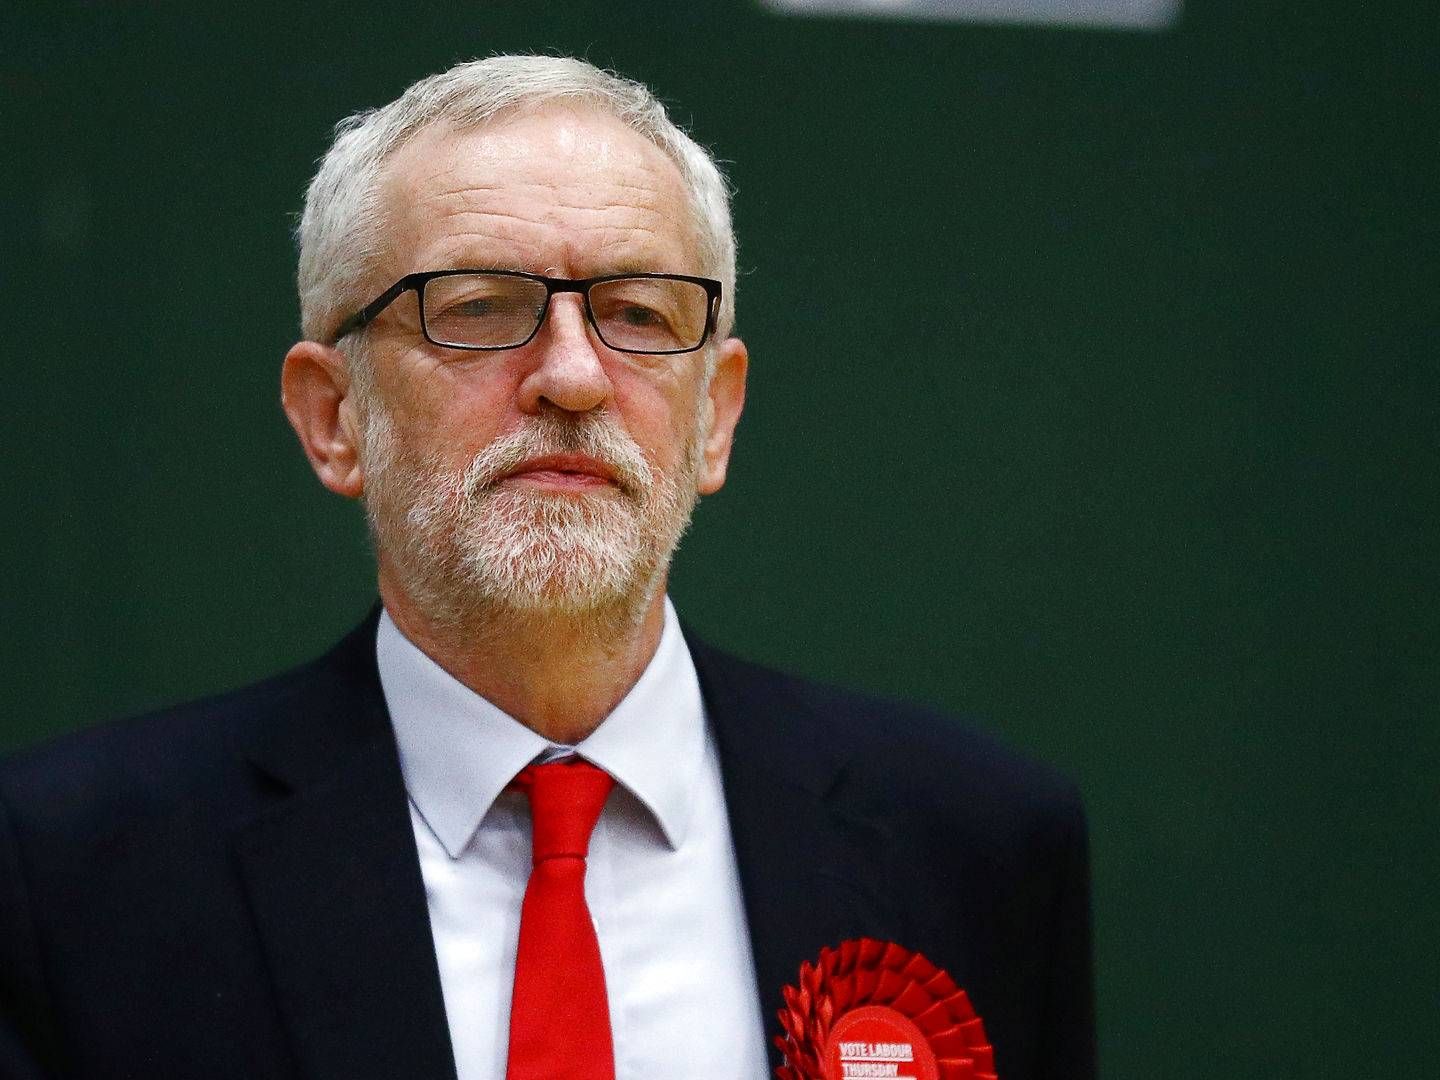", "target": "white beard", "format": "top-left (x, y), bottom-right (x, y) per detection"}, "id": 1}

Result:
top-left (358, 404), bottom-right (704, 627)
